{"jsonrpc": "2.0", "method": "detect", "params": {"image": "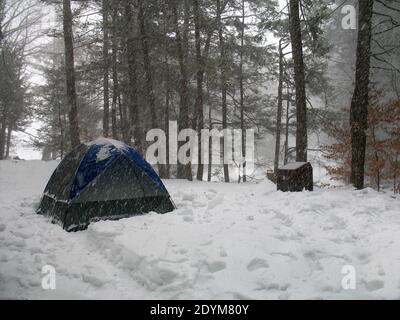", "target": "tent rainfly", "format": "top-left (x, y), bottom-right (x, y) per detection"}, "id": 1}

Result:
top-left (37, 138), bottom-right (175, 232)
